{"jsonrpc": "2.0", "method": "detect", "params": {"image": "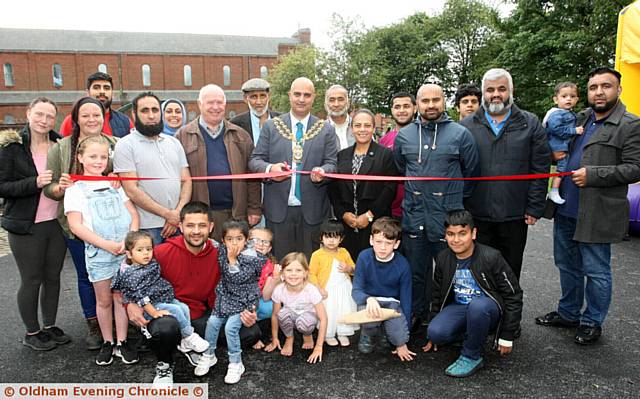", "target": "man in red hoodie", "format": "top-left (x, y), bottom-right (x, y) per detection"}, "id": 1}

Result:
top-left (127, 201), bottom-right (260, 385)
